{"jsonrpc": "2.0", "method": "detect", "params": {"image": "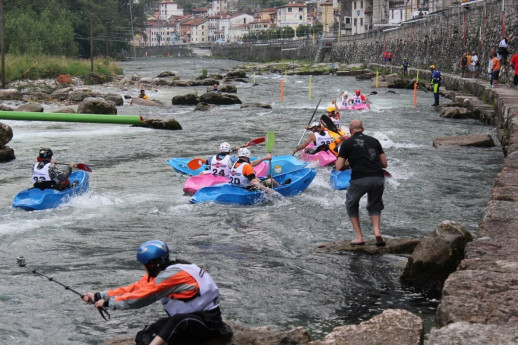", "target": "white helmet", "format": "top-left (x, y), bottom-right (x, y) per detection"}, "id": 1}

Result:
top-left (237, 147), bottom-right (251, 158)
top-left (219, 142), bottom-right (231, 153)
top-left (343, 91), bottom-right (349, 97)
